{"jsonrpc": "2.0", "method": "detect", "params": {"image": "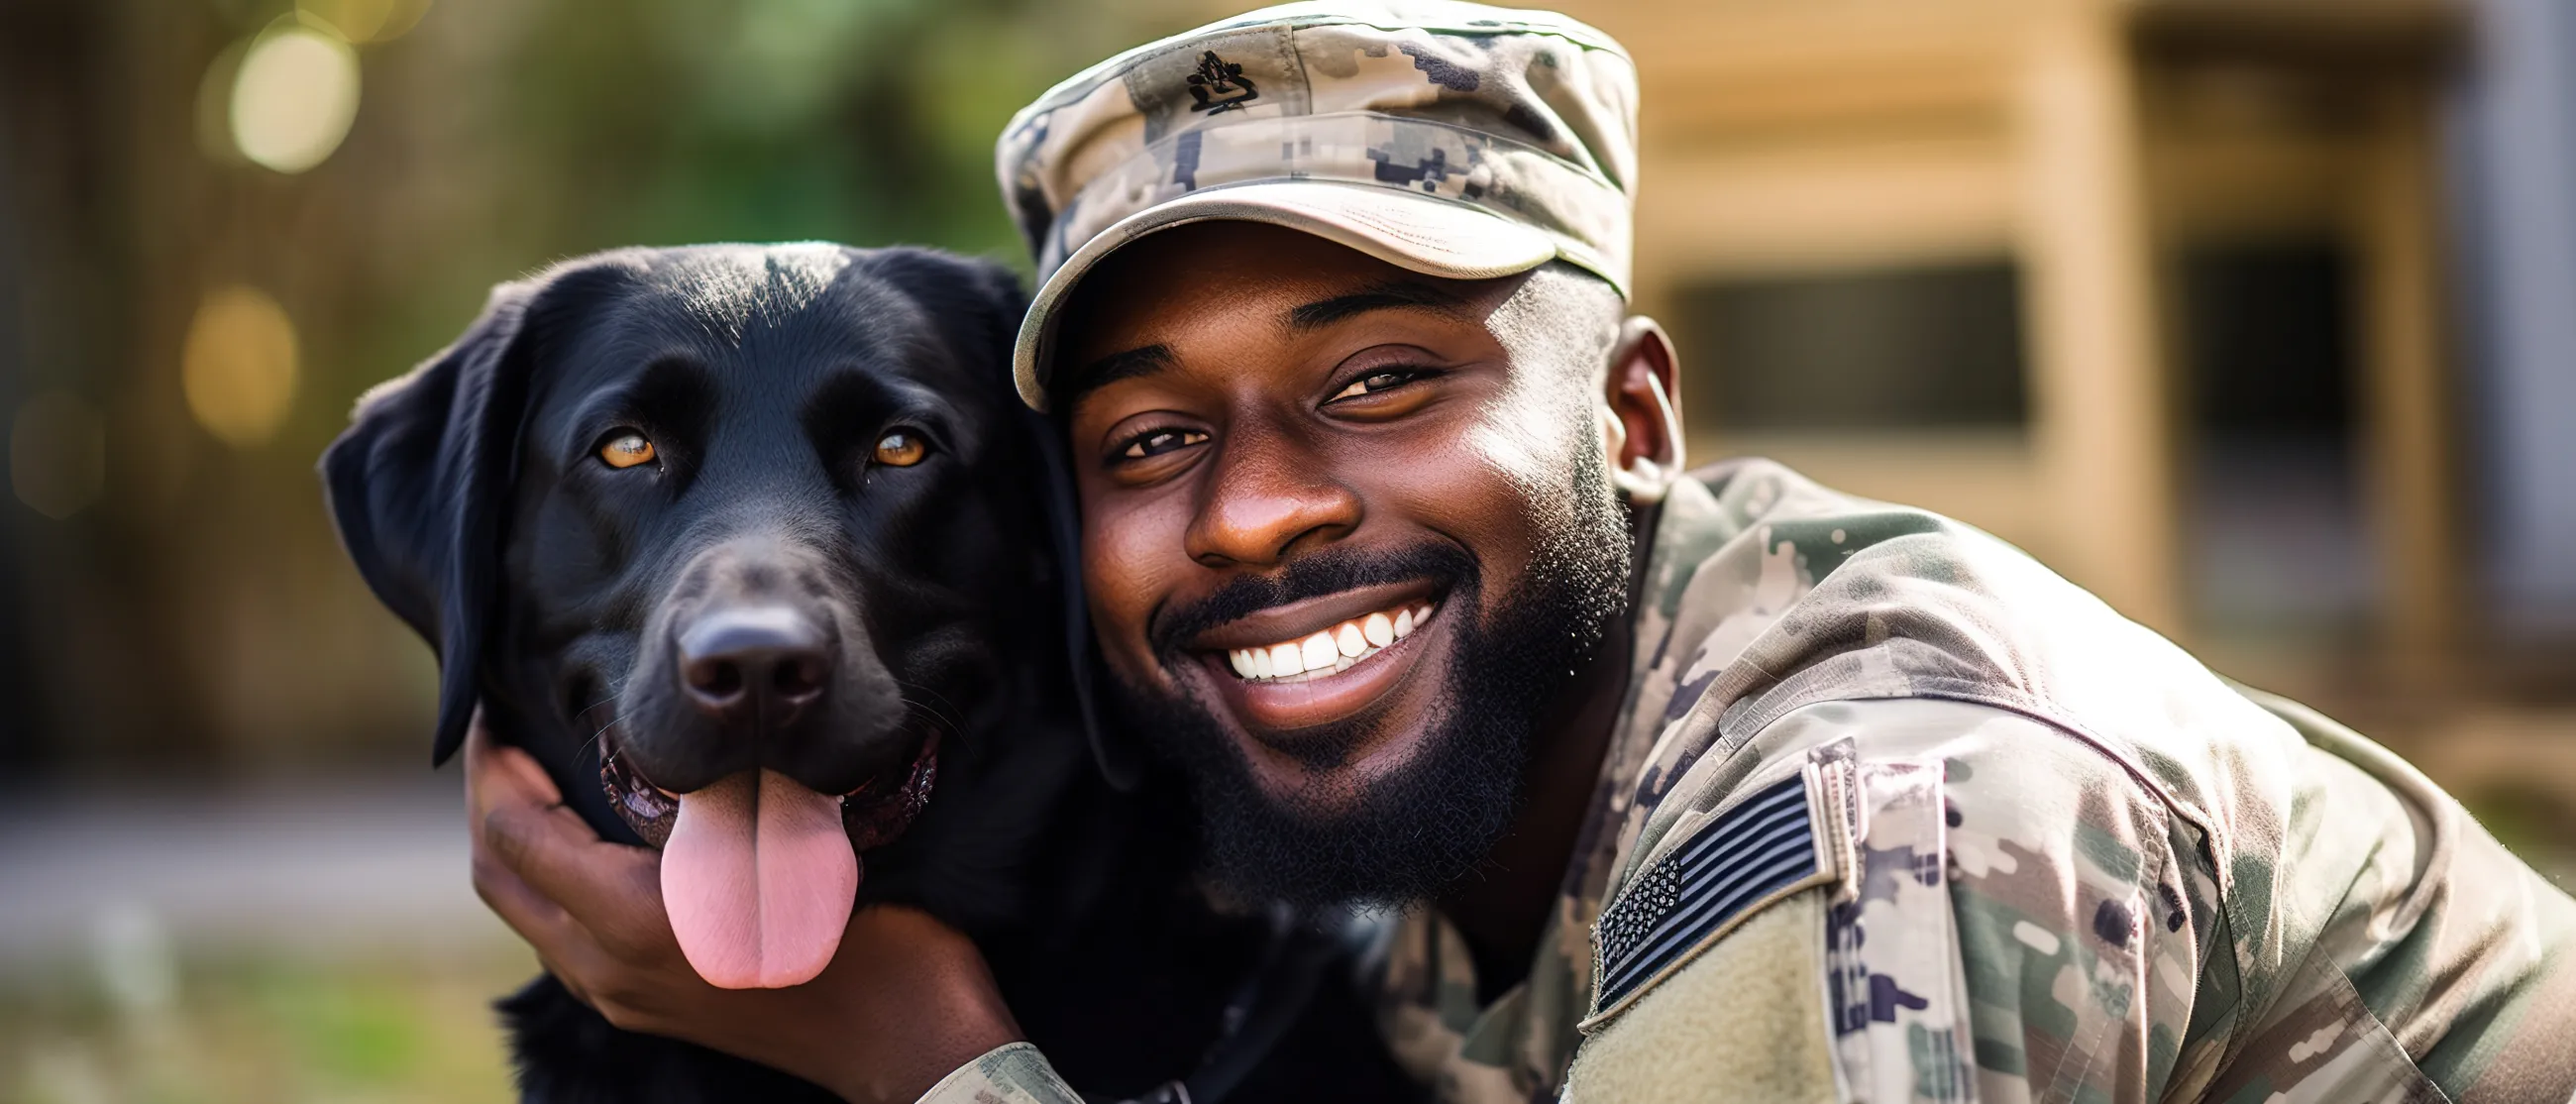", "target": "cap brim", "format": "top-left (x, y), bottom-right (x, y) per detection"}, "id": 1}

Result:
top-left (1013, 179), bottom-right (1559, 410)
